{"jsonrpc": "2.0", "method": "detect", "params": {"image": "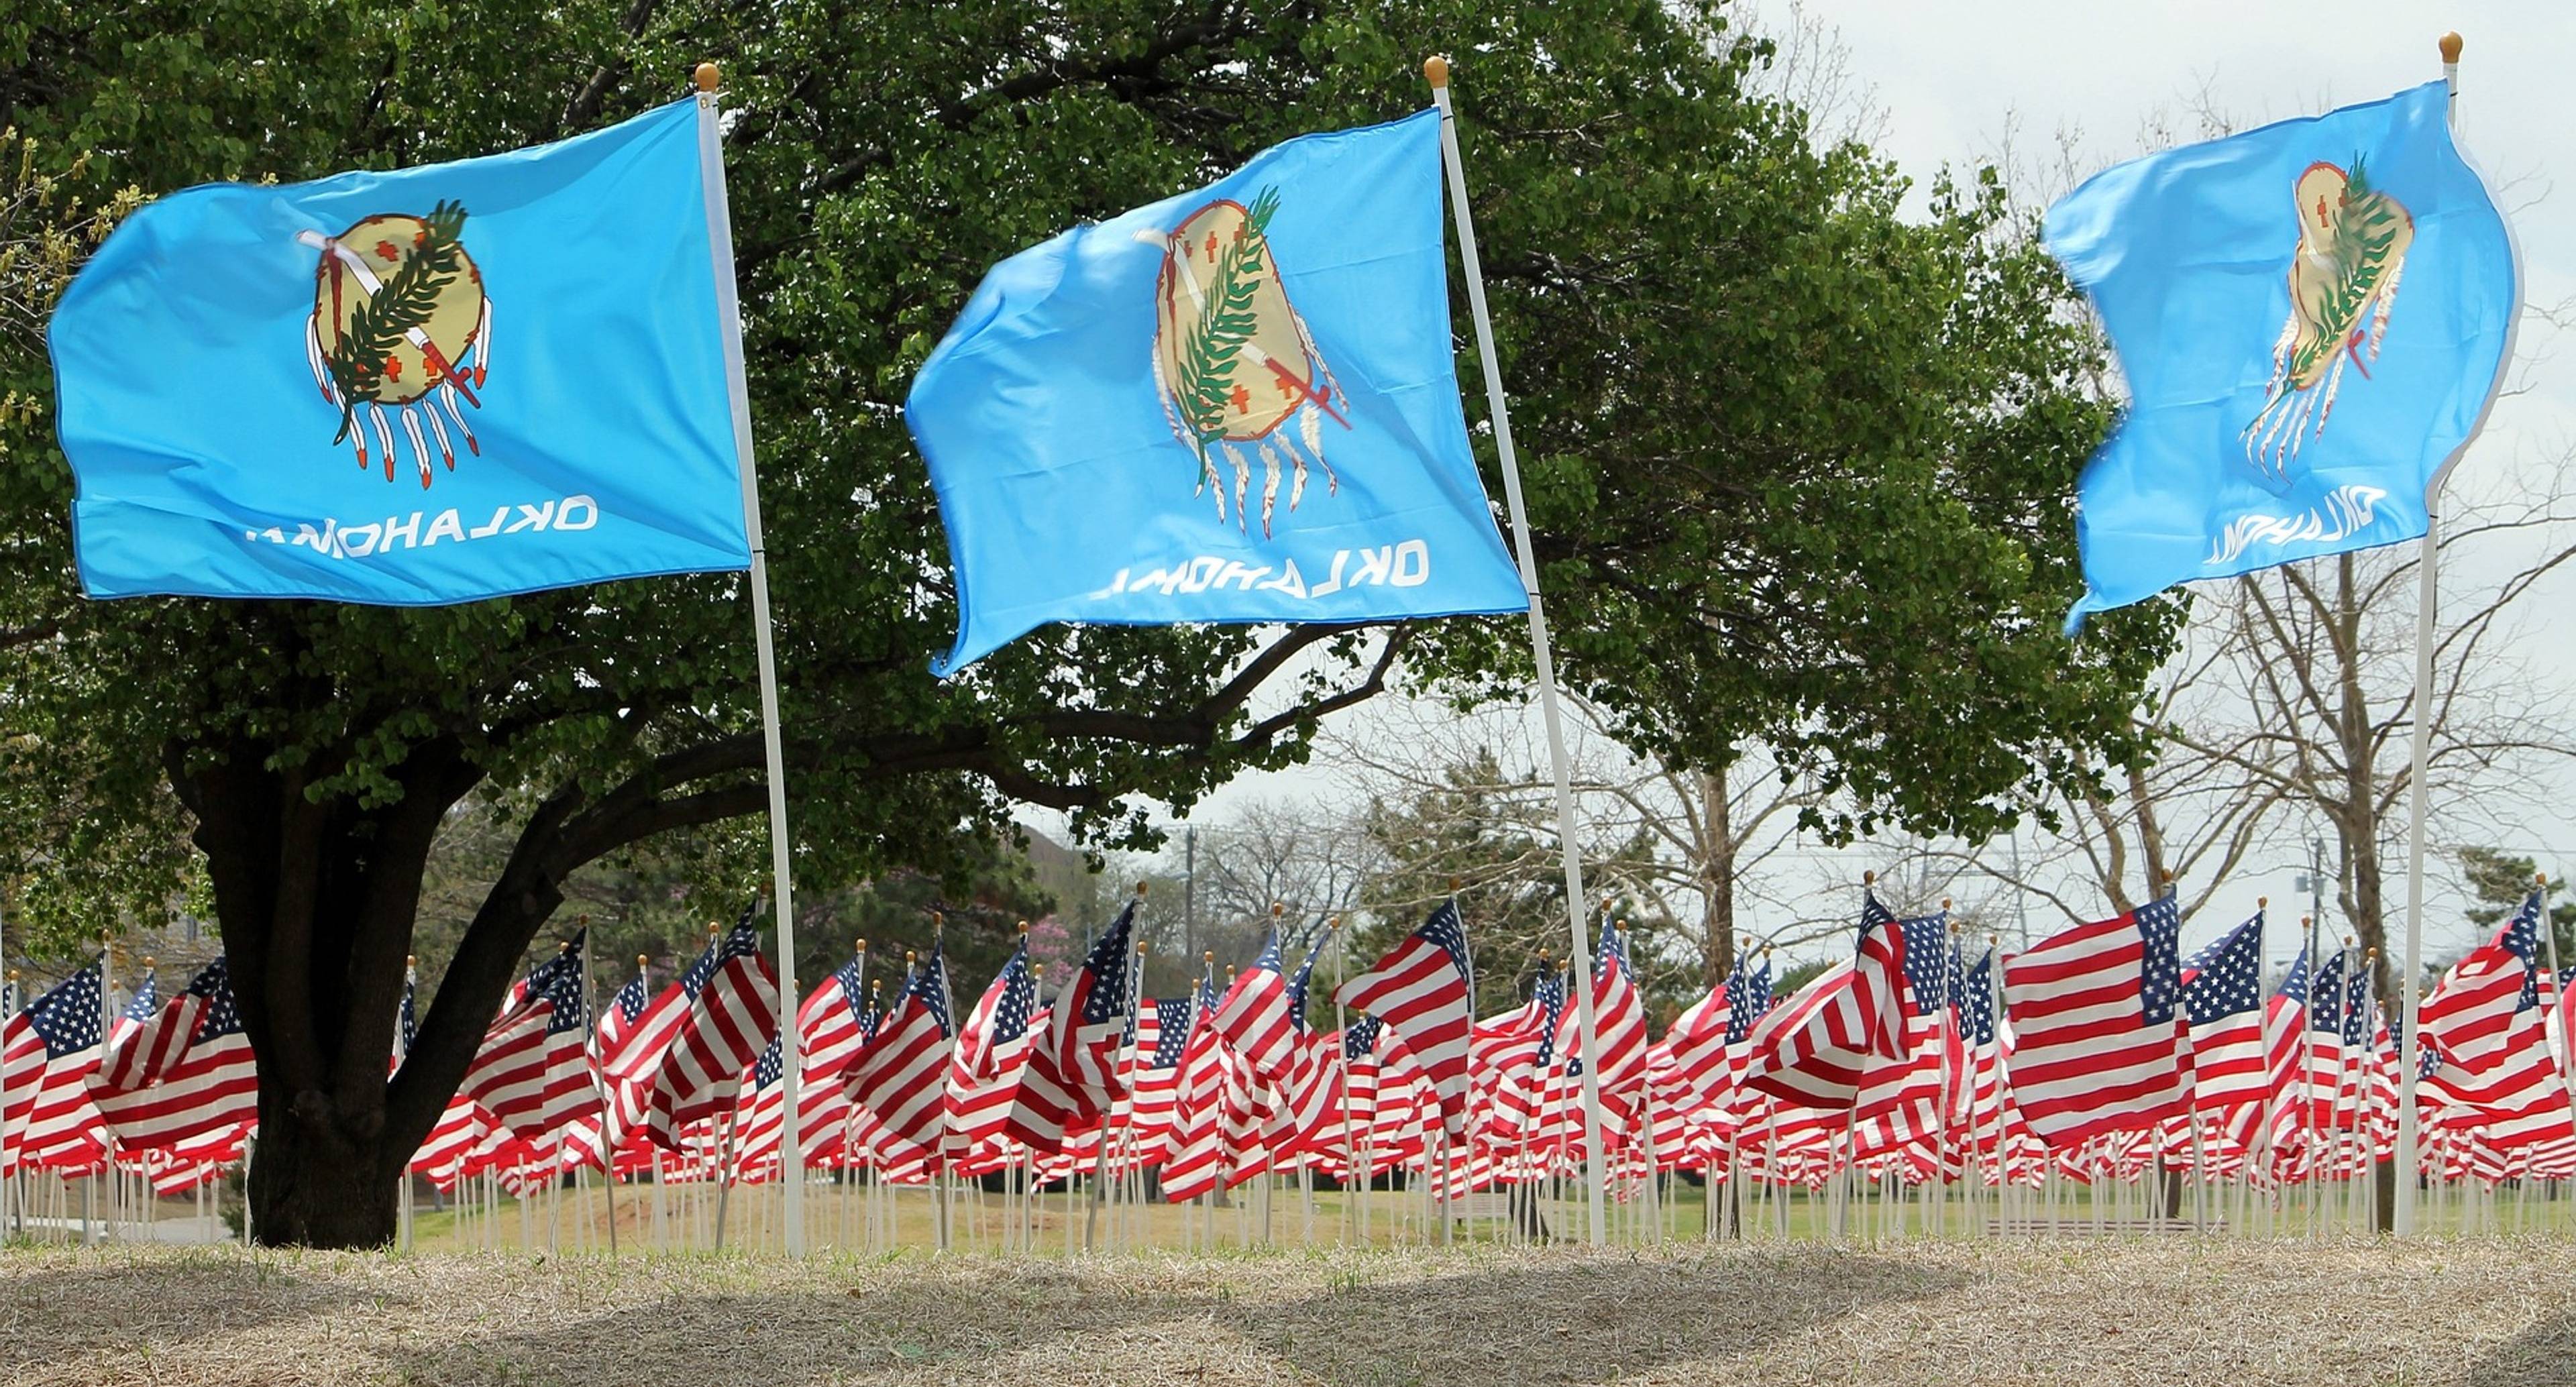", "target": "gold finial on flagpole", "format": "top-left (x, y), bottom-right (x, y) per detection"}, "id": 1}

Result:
top-left (694, 62), bottom-right (721, 93)
top-left (2439, 32), bottom-right (2463, 63)
top-left (2259, 897), bottom-right (2269, 909)
top-left (1424, 55), bottom-right (1451, 90)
